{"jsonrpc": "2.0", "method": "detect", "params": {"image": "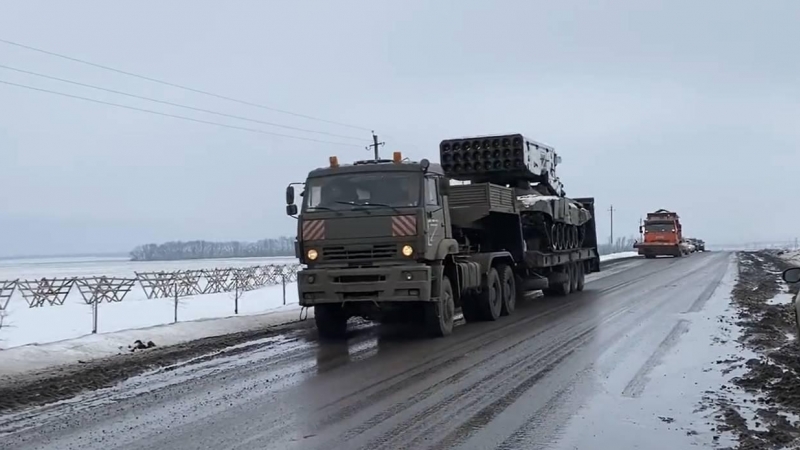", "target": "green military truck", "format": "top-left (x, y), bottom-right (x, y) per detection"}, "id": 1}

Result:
top-left (285, 133), bottom-right (600, 338)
